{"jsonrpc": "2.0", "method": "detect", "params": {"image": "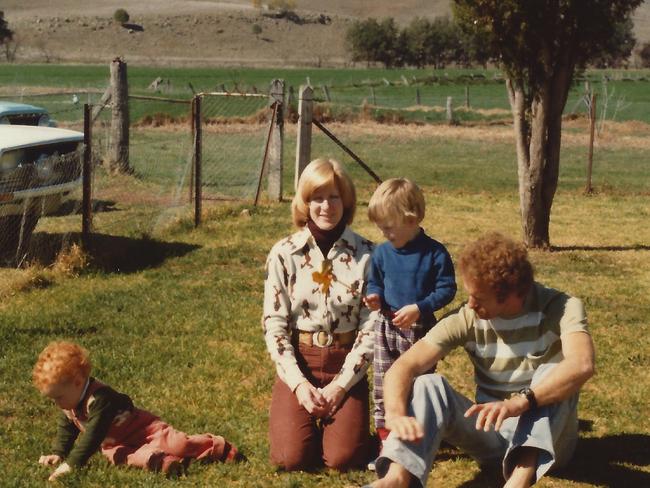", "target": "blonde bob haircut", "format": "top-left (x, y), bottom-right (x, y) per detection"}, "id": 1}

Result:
top-left (33, 341), bottom-right (92, 391)
top-left (368, 178), bottom-right (425, 225)
top-left (291, 158), bottom-right (356, 228)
